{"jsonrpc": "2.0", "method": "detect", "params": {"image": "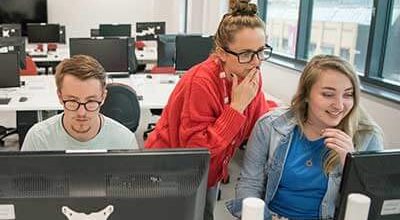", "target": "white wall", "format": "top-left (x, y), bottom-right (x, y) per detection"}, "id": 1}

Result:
top-left (187, 0), bottom-right (228, 35)
top-left (47, 0), bottom-right (184, 39)
top-left (261, 62), bottom-right (400, 149)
